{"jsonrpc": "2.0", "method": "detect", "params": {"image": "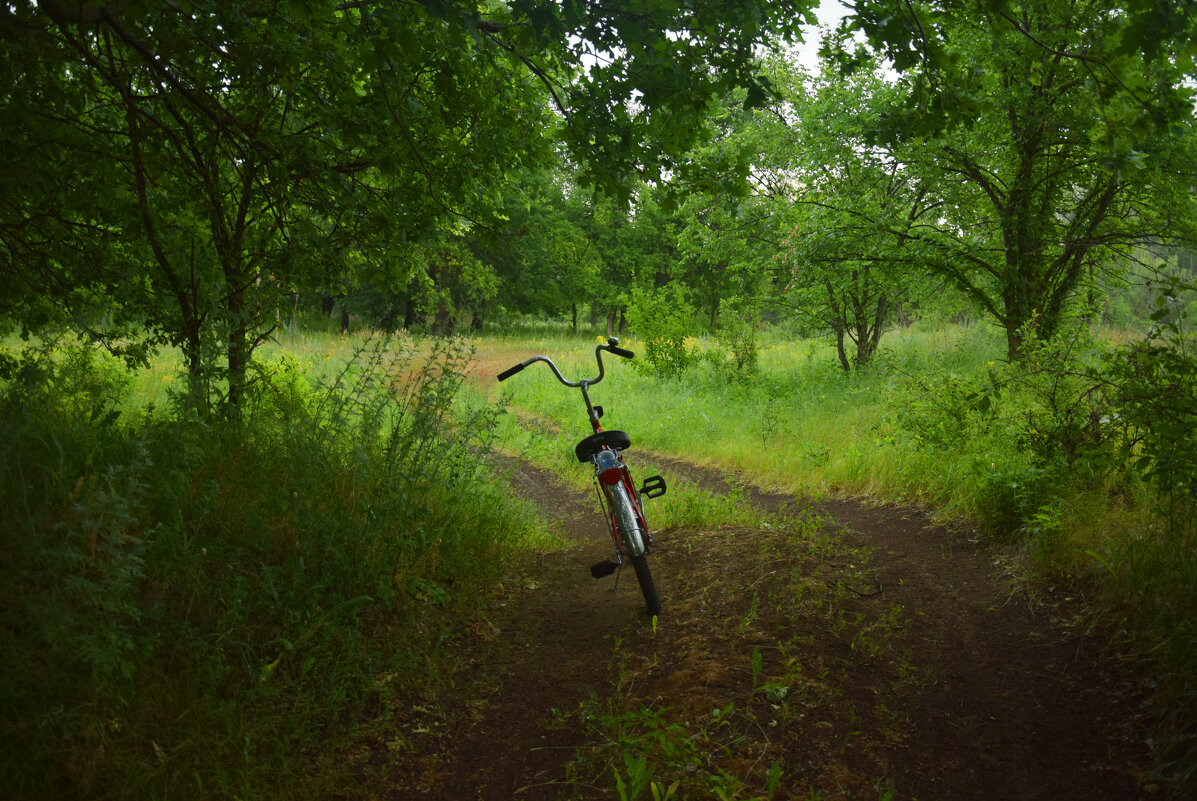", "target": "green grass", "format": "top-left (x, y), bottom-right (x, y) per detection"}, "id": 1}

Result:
top-left (121, 327), bottom-right (432, 410)
top-left (481, 323), bottom-right (1008, 508)
top-left (478, 322), bottom-right (1145, 550)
